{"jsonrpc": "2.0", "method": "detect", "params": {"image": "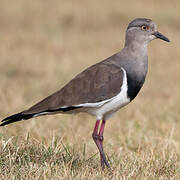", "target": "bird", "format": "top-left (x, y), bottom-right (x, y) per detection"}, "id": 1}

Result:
top-left (0, 18), bottom-right (170, 170)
